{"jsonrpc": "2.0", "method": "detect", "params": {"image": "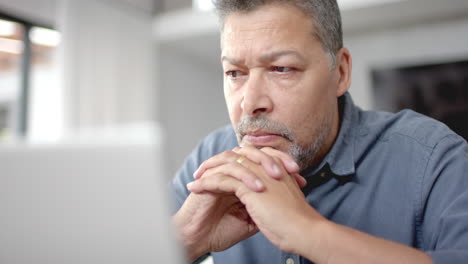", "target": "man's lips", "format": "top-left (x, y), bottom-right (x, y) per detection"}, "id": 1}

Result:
top-left (242, 132), bottom-right (285, 145)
